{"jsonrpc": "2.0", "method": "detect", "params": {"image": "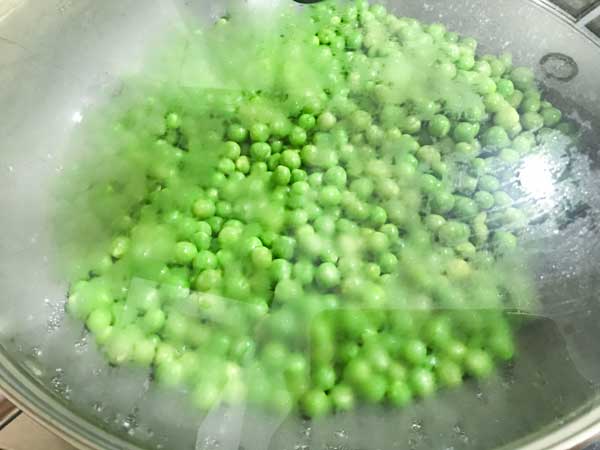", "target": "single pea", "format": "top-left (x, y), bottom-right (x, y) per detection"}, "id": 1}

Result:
top-left (280, 150), bottom-right (302, 170)
top-left (427, 114), bottom-right (451, 138)
top-left (453, 122), bottom-right (480, 143)
top-left (521, 111), bottom-right (544, 130)
top-left (482, 126), bottom-right (510, 149)
top-left (358, 374), bottom-right (388, 403)
top-left (274, 278), bottom-right (303, 303)
top-left (273, 165), bottom-right (292, 185)
top-left (494, 106), bottom-right (520, 130)
top-left (474, 191), bottom-right (495, 210)
top-left (388, 380), bottom-right (413, 406)
top-left (350, 110), bottom-right (372, 131)
top-left (438, 221), bottom-right (470, 246)
top-left (251, 246), bottom-right (273, 269)
top-left (319, 185), bottom-right (342, 207)
top-left (302, 389), bottom-right (331, 418)
top-left (511, 66), bottom-right (534, 89)
top-left (330, 384), bottom-right (355, 411)
top-left (479, 175), bottom-right (500, 192)
top-left (175, 241), bottom-right (198, 265)
top-left (453, 196), bottom-right (478, 219)
top-left (410, 368), bottom-right (436, 397)
top-left (316, 262), bottom-right (341, 289)
top-left (484, 92), bottom-right (506, 113)
top-left (227, 124), bottom-right (248, 142)
top-left (195, 269), bottom-right (222, 291)
top-left (436, 359), bottom-right (463, 387)
top-left (431, 191), bottom-right (456, 214)
top-left (313, 366), bottom-right (337, 391)
top-left (193, 198), bottom-right (216, 219)
top-left (250, 123), bottom-right (270, 142)
top-left (289, 126), bottom-right (308, 146)
top-left (324, 166), bottom-right (347, 188)
top-left (298, 113), bottom-right (316, 130)
top-left (403, 339), bottom-right (428, 365)
top-left (250, 142), bottom-right (271, 161)
top-left (464, 348), bottom-right (494, 379)
top-left (272, 236), bottom-right (296, 260)
top-left (166, 112), bottom-right (181, 129)
top-left (496, 78), bottom-right (515, 98)
top-left (493, 231), bottom-right (517, 253)
top-left (86, 307), bottom-right (113, 334)
top-left (541, 107), bottom-right (562, 127)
